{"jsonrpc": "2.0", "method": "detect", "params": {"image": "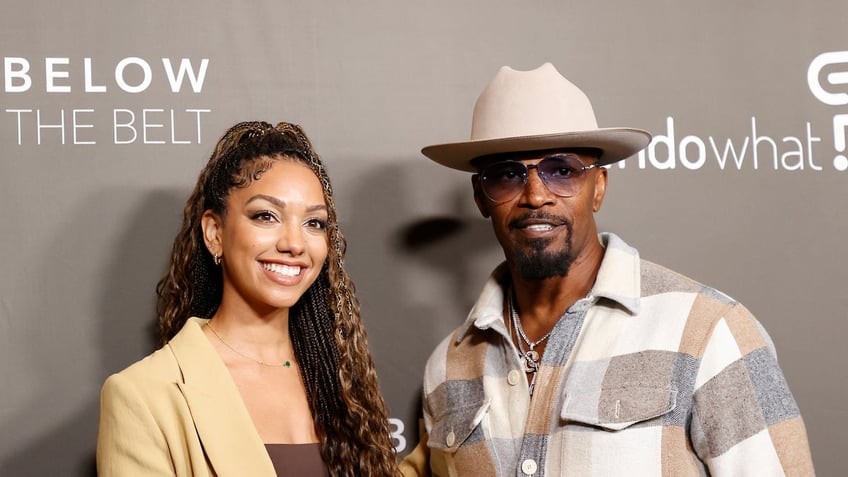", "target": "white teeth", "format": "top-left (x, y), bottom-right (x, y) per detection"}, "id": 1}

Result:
top-left (526, 224), bottom-right (554, 231)
top-left (263, 263), bottom-right (302, 277)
